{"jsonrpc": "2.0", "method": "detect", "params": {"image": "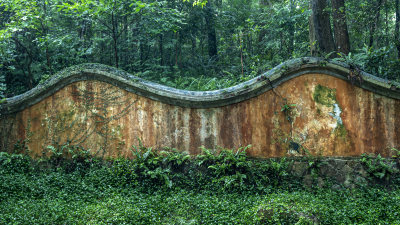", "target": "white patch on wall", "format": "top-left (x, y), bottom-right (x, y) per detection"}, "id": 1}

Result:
top-left (328, 103), bottom-right (343, 129)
